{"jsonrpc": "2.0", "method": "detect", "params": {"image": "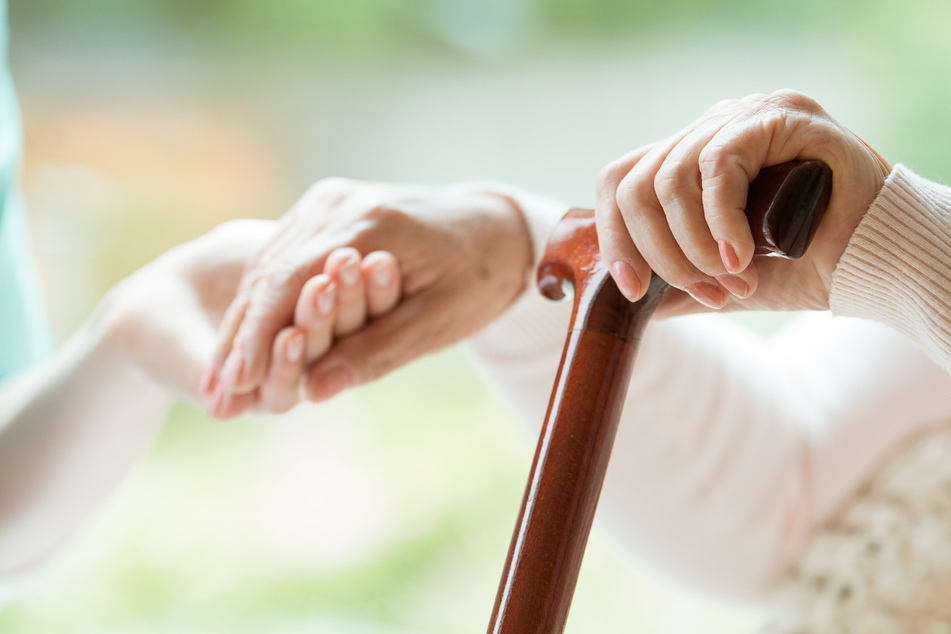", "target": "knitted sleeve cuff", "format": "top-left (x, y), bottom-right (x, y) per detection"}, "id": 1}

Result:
top-left (830, 164), bottom-right (951, 372)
